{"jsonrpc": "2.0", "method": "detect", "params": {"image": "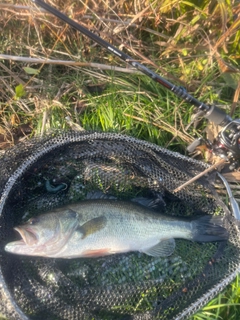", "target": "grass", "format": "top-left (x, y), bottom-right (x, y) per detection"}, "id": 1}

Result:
top-left (0, 0), bottom-right (240, 318)
top-left (191, 275), bottom-right (240, 320)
